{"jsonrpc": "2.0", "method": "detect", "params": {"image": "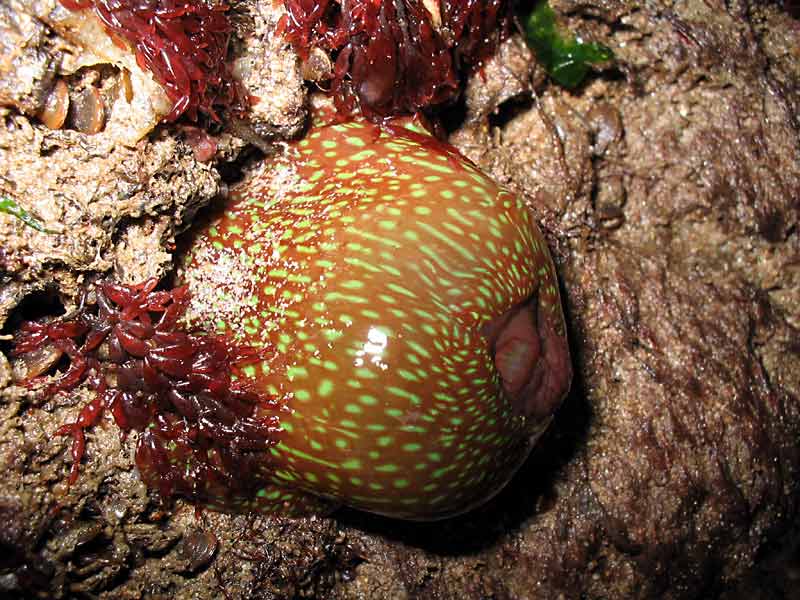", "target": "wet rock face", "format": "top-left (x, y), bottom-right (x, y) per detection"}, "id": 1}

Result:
top-left (0, 2), bottom-right (58, 117)
top-left (444, 1), bottom-right (800, 598)
top-left (0, 1), bottom-right (798, 599)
